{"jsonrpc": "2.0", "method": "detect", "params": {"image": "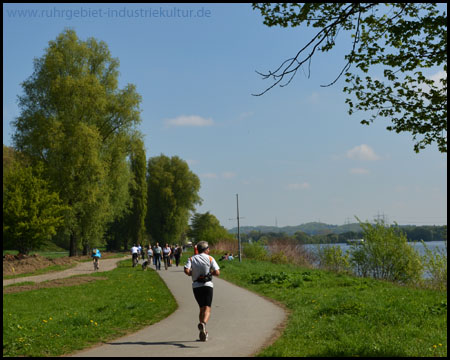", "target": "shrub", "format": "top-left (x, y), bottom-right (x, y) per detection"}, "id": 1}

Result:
top-left (317, 245), bottom-right (350, 273)
top-left (421, 240), bottom-right (447, 290)
top-left (242, 242), bottom-right (268, 261)
top-left (266, 238), bottom-right (313, 267)
top-left (350, 218), bottom-right (423, 284)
